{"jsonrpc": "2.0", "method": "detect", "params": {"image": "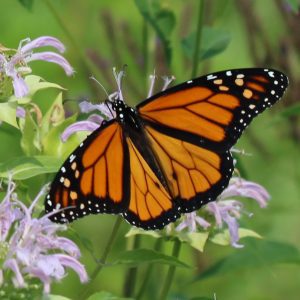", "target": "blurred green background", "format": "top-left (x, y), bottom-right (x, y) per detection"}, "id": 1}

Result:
top-left (0, 0), bottom-right (300, 299)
